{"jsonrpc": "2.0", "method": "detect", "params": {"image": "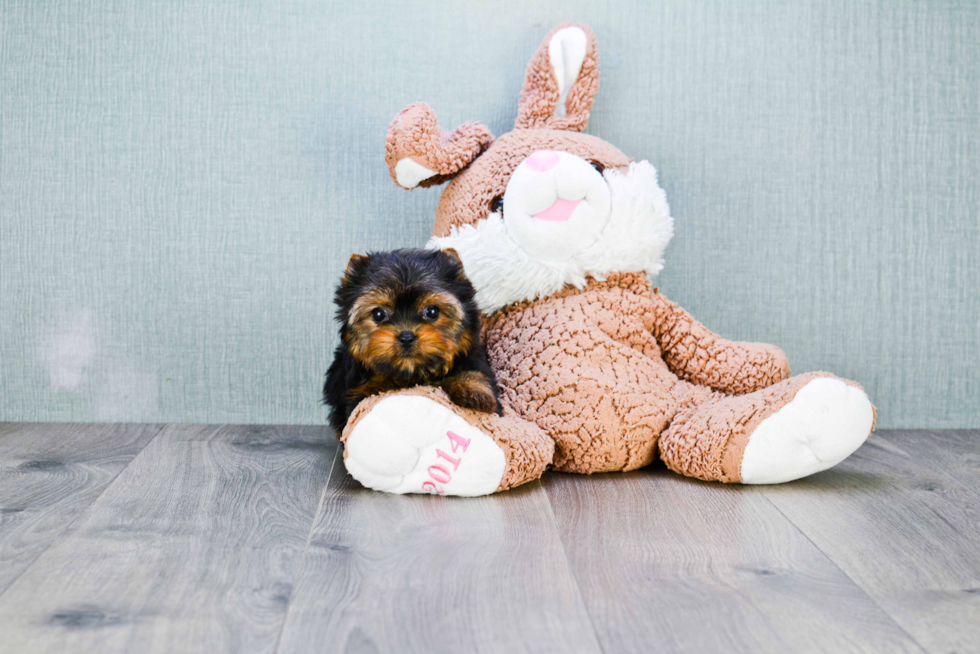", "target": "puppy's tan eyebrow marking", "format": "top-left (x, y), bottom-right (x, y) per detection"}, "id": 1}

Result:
top-left (416, 290), bottom-right (463, 317)
top-left (350, 287), bottom-right (395, 321)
